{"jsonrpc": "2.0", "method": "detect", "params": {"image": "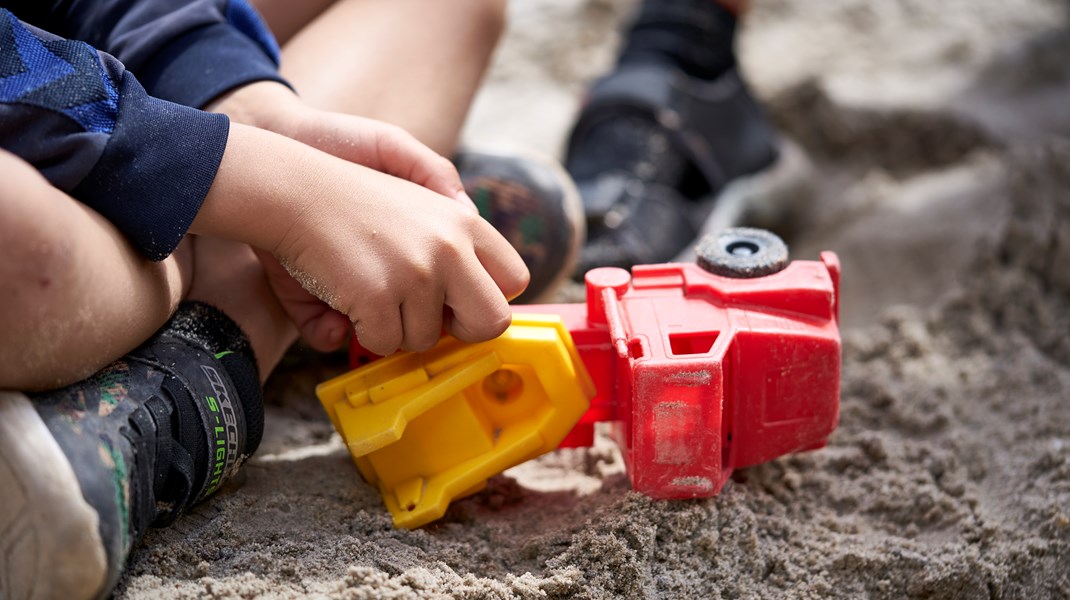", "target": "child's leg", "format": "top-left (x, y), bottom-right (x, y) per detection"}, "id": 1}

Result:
top-left (247, 0), bottom-right (339, 46)
top-left (0, 149), bottom-right (190, 390)
top-left (184, 235), bottom-right (297, 380)
top-left (256, 0), bottom-right (507, 155)
top-left (0, 170), bottom-right (297, 600)
top-left (0, 150), bottom-right (297, 390)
